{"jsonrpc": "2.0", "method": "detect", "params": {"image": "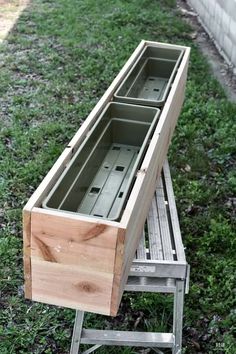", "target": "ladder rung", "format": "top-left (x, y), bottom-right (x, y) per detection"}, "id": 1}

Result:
top-left (80, 329), bottom-right (174, 347)
top-left (125, 276), bottom-right (176, 293)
